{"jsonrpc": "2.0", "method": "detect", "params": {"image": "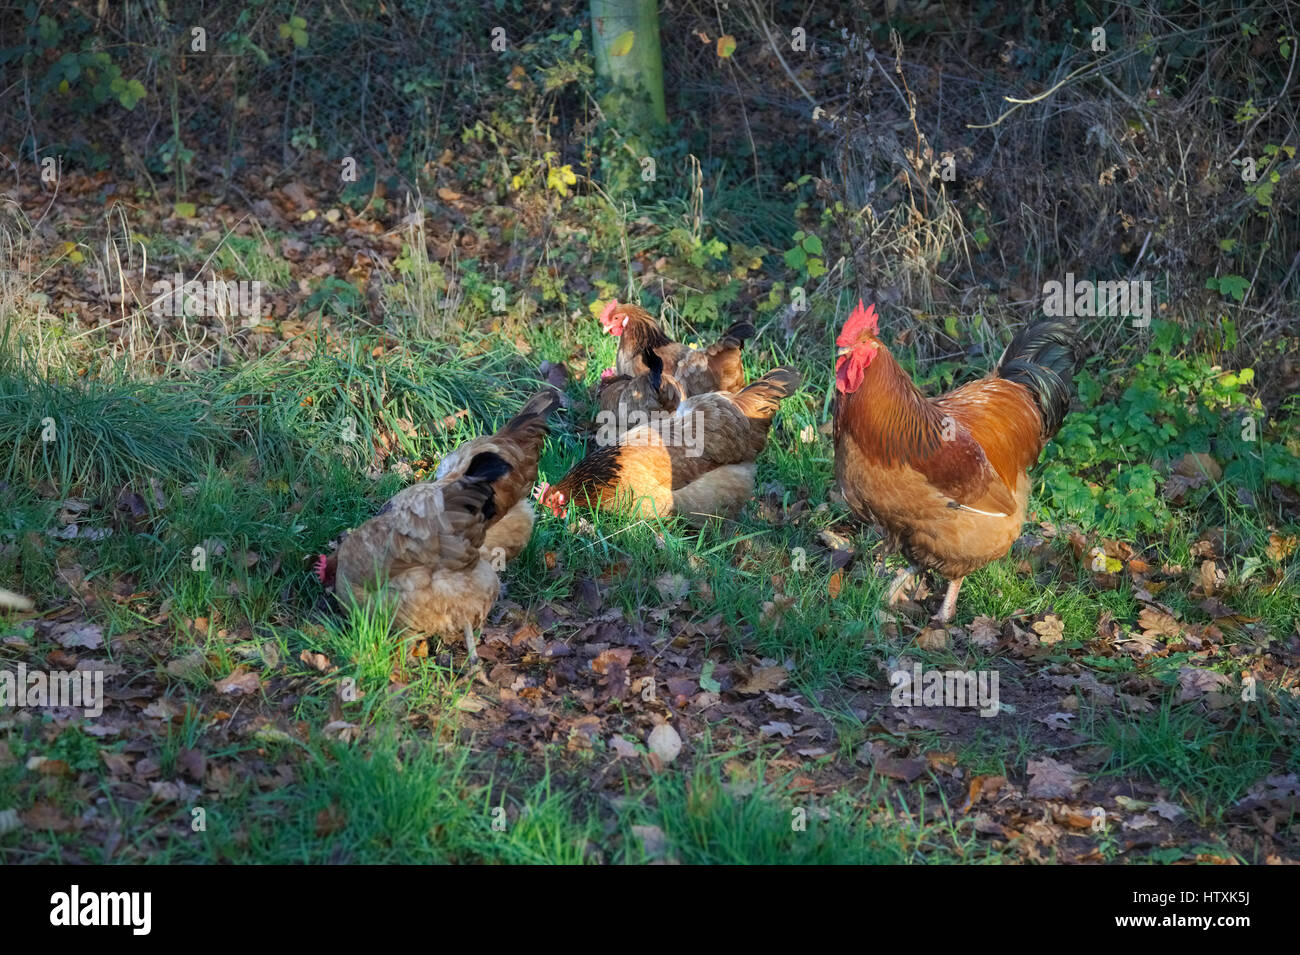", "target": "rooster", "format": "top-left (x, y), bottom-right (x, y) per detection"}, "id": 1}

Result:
top-left (323, 451), bottom-right (511, 664)
top-left (539, 367), bottom-right (801, 524)
top-left (599, 300), bottom-right (754, 396)
top-left (833, 300), bottom-right (1074, 623)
